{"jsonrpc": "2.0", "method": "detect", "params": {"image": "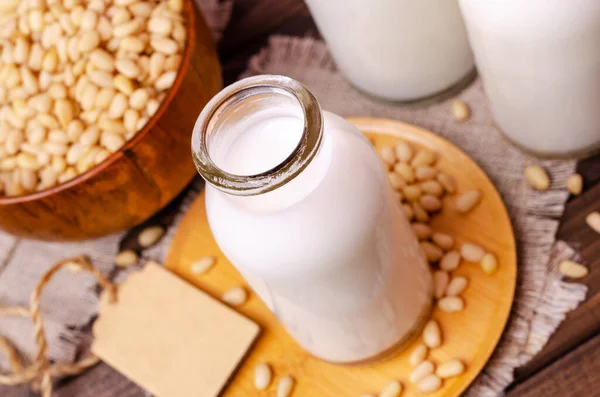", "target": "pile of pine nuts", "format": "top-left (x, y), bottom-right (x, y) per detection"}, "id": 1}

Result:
top-left (0, 0), bottom-right (186, 196)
